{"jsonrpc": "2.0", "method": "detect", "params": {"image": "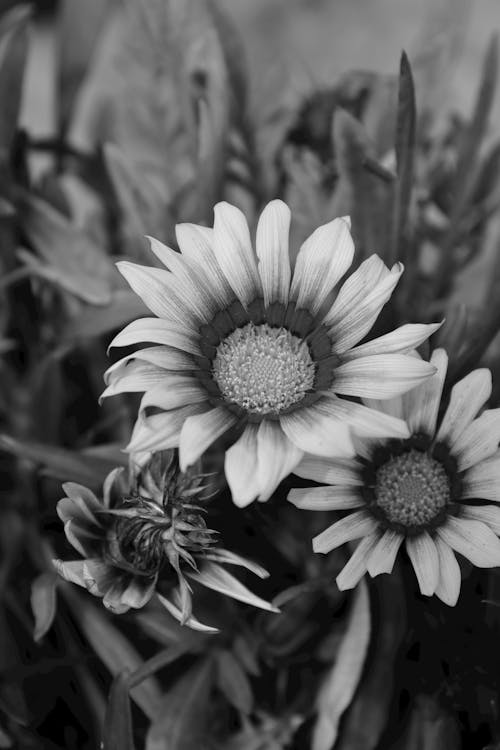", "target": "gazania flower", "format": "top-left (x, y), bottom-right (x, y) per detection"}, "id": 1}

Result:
top-left (289, 349), bottom-right (500, 605)
top-left (103, 200), bottom-right (438, 506)
top-left (54, 451), bottom-right (277, 630)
